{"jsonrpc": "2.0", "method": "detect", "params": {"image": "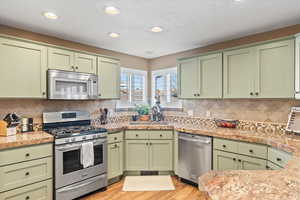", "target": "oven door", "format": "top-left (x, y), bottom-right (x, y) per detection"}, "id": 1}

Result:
top-left (48, 69), bottom-right (98, 100)
top-left (55, 138), bottom-right (107, 189)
